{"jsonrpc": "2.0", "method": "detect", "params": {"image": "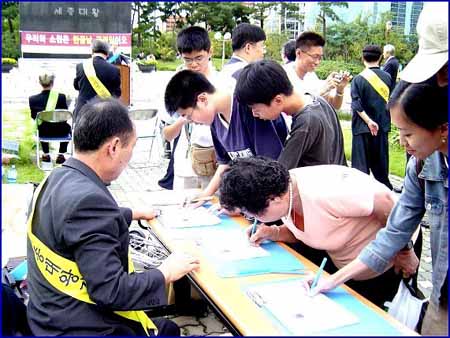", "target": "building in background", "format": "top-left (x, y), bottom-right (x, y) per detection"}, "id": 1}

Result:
top-left (264, 1), bottom-right (423, 39)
